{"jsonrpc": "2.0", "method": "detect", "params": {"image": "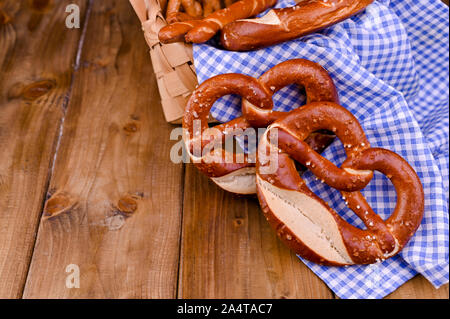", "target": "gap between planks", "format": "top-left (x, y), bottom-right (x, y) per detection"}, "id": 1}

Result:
top-left (18, 0), bottom-right (94, 299)
top-left (0, 0), bottom-right (90, 298)
top-left (18, 0), bottom-right (94, 297)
